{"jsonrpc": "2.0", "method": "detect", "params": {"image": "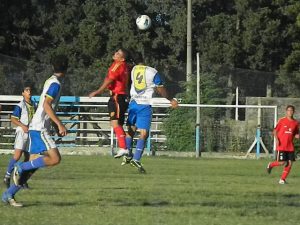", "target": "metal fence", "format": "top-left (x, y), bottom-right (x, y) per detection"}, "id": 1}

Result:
top-left (0, 95), bottom-right (278, 157)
